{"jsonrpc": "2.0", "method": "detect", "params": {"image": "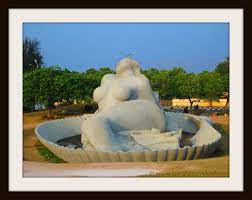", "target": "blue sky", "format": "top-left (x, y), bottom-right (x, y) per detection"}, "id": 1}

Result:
top-left (23, 23), bottom-right (229, 72)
